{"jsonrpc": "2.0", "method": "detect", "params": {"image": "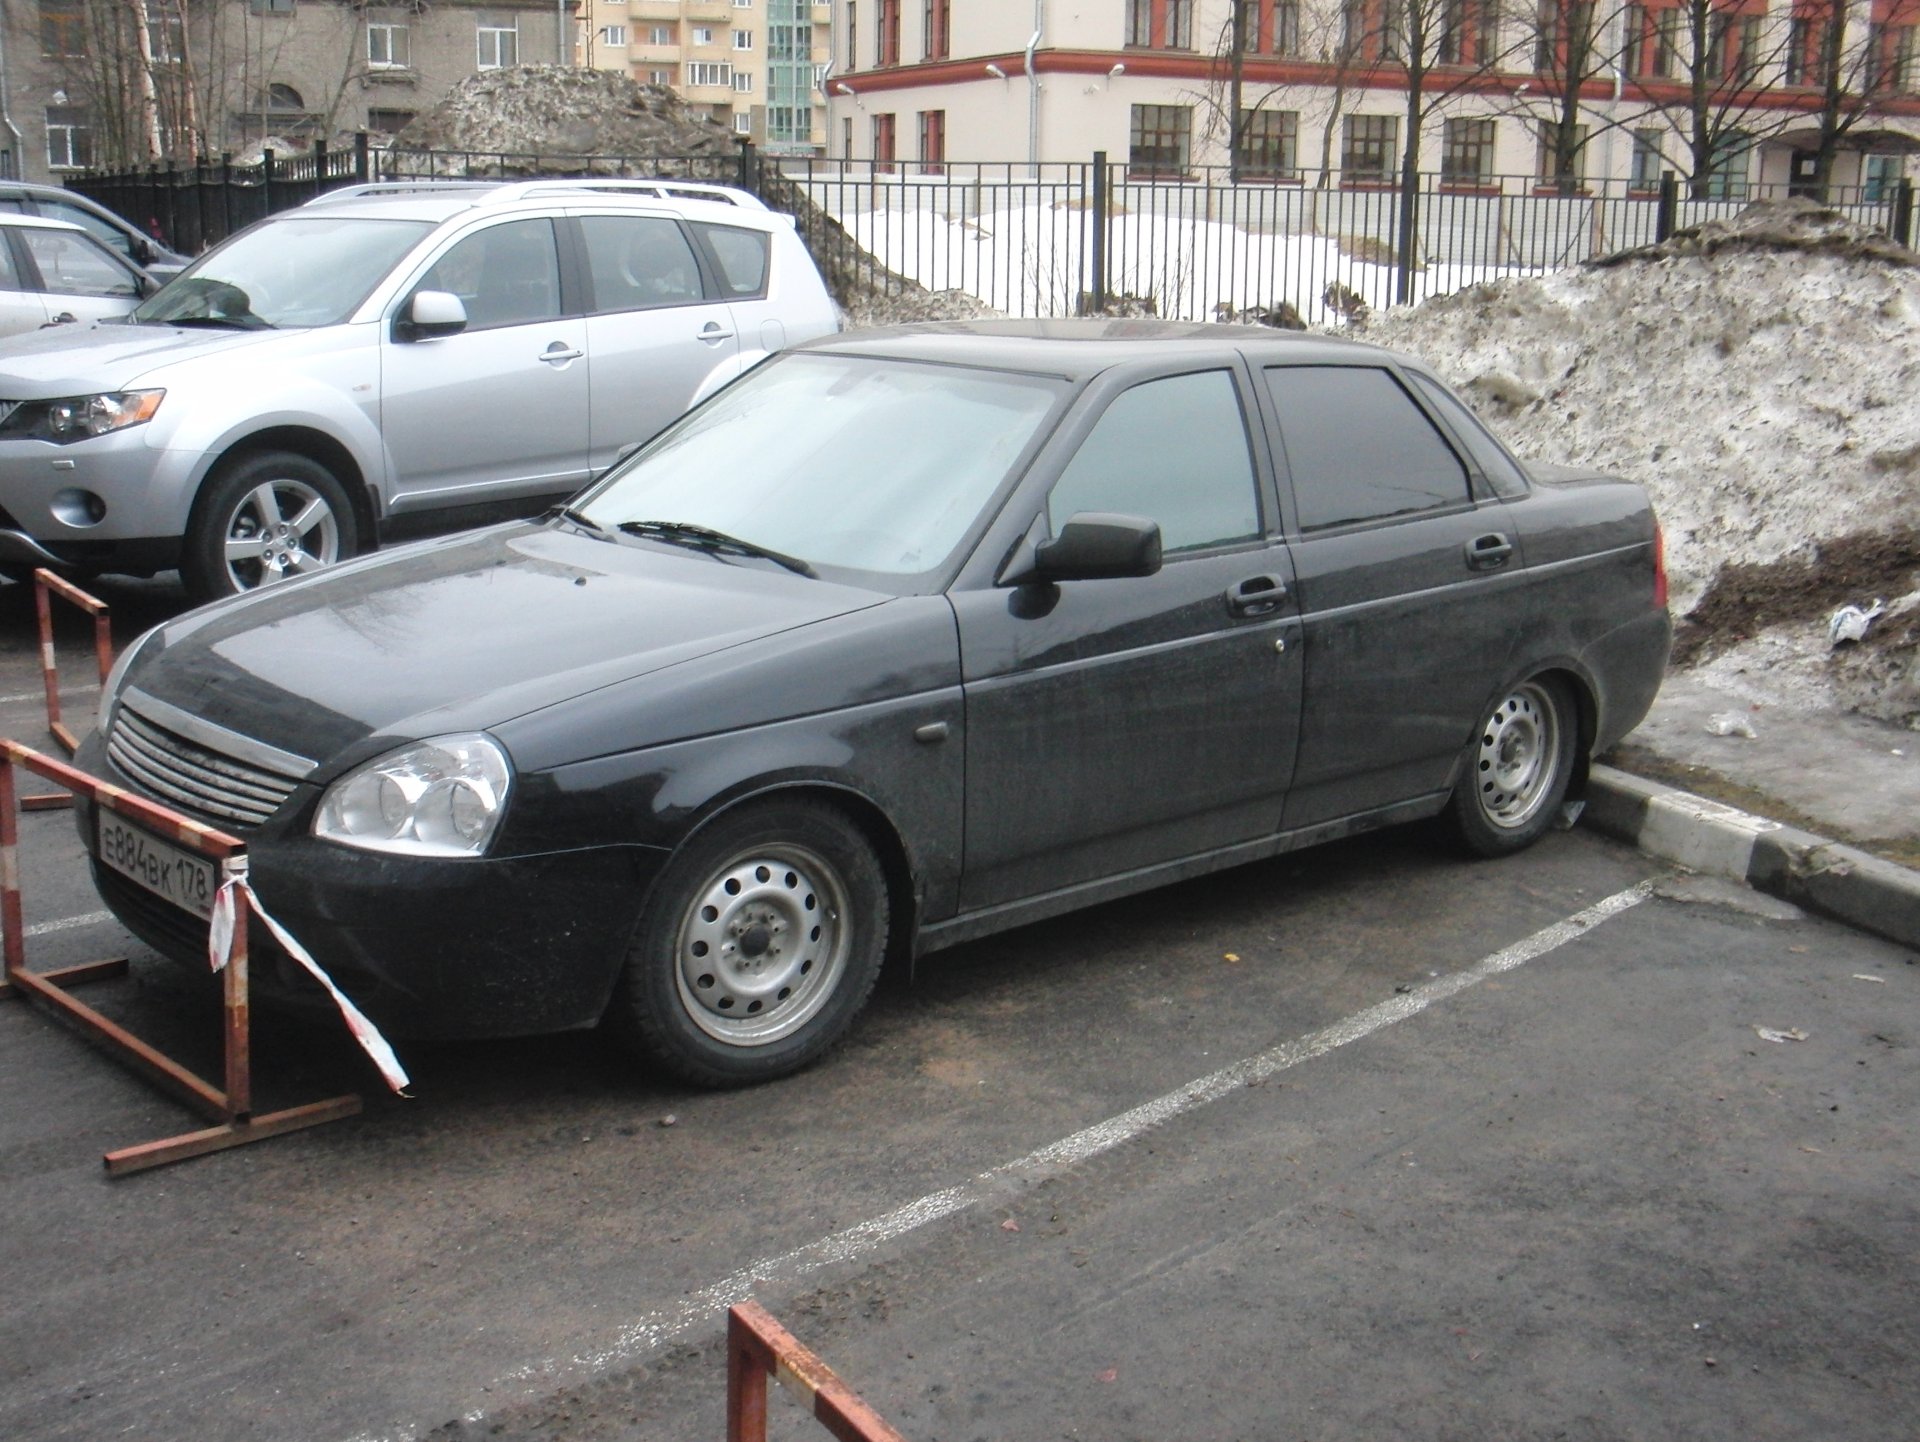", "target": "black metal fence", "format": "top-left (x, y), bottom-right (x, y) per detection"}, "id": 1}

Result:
top-left (68, 141), bottom-right (1918, 322)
